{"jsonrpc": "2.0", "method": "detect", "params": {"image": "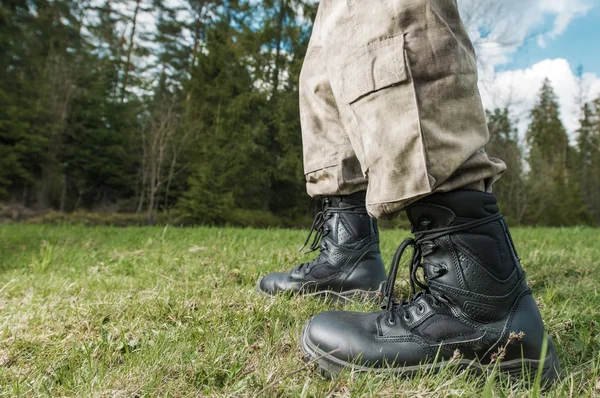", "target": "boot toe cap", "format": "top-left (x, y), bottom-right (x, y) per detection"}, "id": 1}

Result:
top-left (303, 311), bottom-right (380, 366)
top-left (258, 272), bottom-right (296, 295)
top-left (303, 310), bottom-right (429, 369)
